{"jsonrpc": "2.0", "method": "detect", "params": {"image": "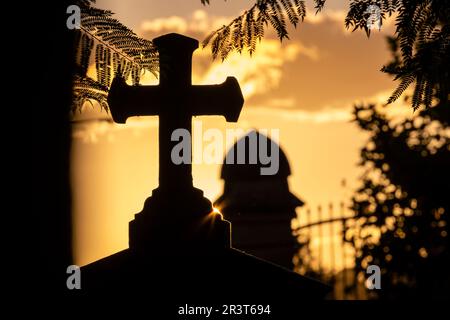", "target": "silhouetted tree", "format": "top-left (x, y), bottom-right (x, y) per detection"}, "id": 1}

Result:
top-left (348, 101), bottom-right (449, 299)
top-left (347, 36), bottom-right (449, 297)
